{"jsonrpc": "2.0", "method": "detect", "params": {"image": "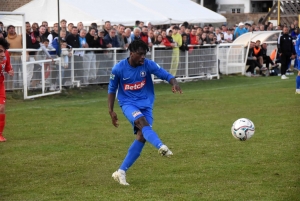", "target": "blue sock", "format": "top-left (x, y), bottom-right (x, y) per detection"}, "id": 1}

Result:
top-left (119, 140), bottom-right (145, 172)
top-left (142, 126), bottom-right (164, 149)
top-left (296, 76), bottom-right (300, 89)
